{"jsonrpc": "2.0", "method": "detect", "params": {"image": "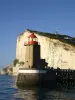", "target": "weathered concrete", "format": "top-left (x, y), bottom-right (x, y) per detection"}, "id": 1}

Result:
top-left (16, 68), bottom-right (56, 87)
top-left (24, 44), bottom-right (40, 68)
